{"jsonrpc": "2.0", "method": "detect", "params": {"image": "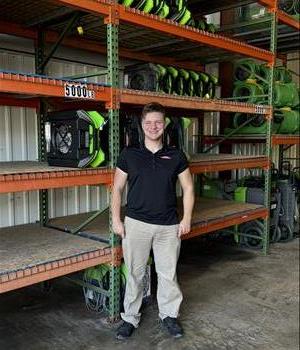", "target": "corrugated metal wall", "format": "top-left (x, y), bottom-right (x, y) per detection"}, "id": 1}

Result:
top-left (0, 50), bottom-right (110, 228)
